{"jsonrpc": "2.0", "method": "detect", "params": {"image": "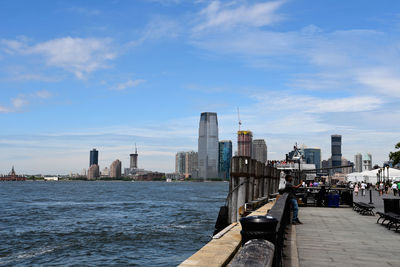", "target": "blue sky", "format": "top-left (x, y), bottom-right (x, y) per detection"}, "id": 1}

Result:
top-left (1, 0), bottom-right (400, 174)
